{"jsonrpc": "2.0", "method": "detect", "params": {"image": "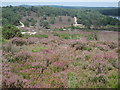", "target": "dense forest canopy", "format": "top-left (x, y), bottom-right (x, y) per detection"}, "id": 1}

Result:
top-left (99, 8), bottom-right (120, 16)
top-left (2, 5), bottom-right (120, 29)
